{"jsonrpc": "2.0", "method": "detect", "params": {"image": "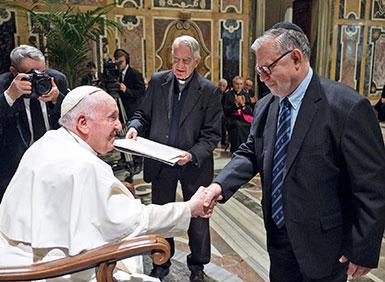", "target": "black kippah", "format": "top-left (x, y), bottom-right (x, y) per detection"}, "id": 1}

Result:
top-left (272, 22), bottom-right (304, 33)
